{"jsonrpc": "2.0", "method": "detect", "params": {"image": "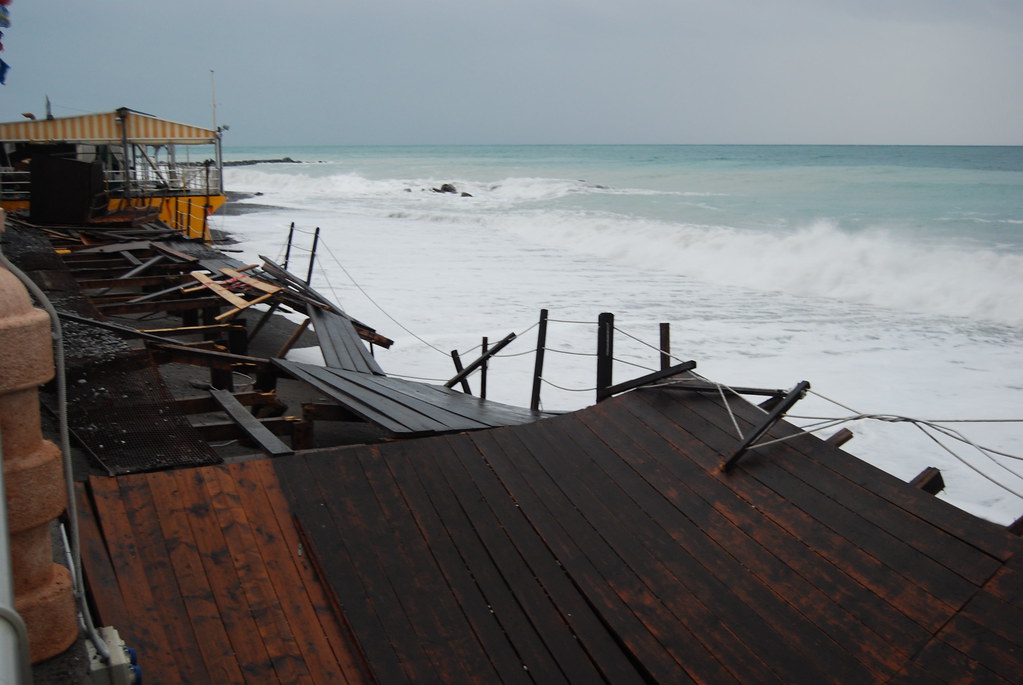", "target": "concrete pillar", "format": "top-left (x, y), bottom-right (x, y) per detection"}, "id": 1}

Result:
top-left (0, 210), bottom-right (78, 662)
